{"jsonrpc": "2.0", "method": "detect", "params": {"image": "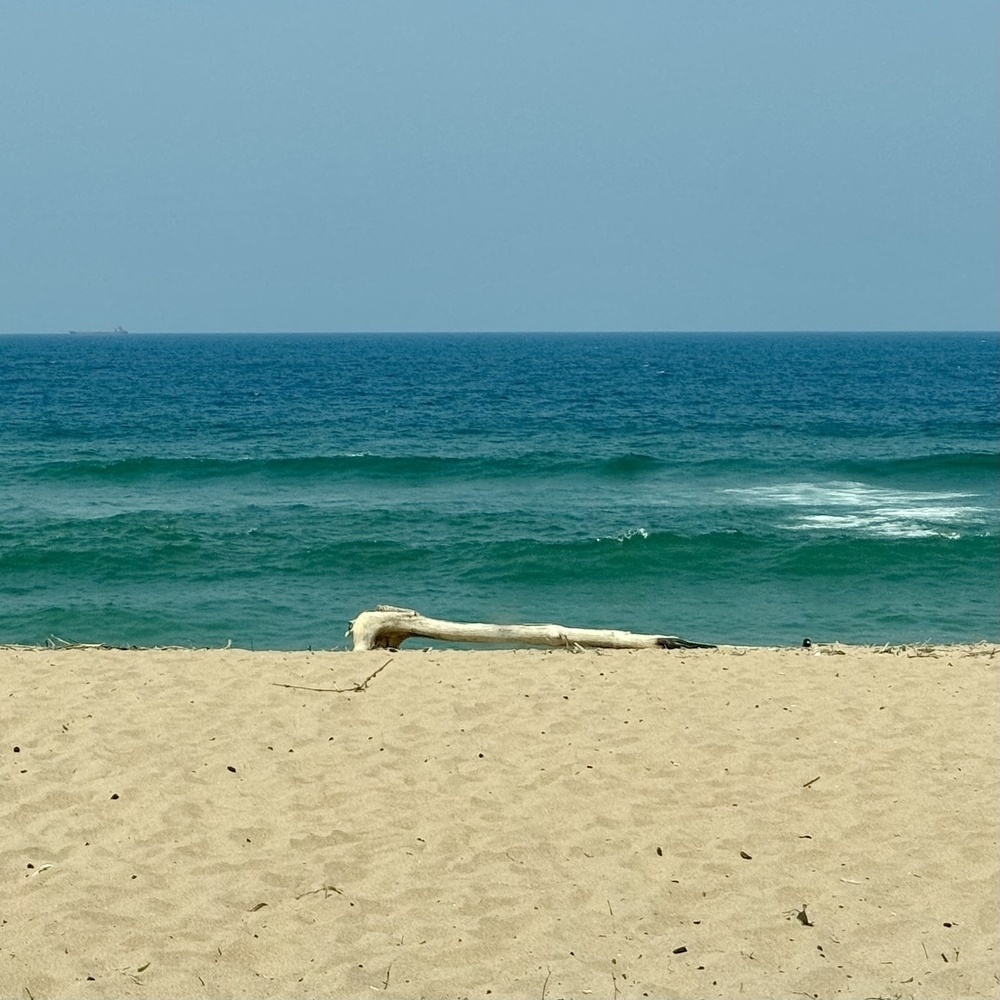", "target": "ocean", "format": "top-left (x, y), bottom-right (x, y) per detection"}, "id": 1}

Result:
top-left (1, 332), bottom-right (996, 649)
